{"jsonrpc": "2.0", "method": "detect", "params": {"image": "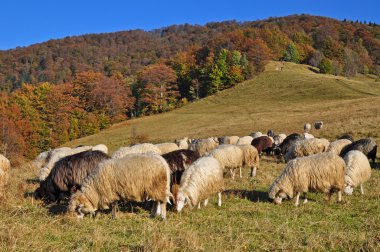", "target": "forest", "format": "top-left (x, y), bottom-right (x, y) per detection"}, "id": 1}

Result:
top-left (0, 14), bottom-right (379, 160)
